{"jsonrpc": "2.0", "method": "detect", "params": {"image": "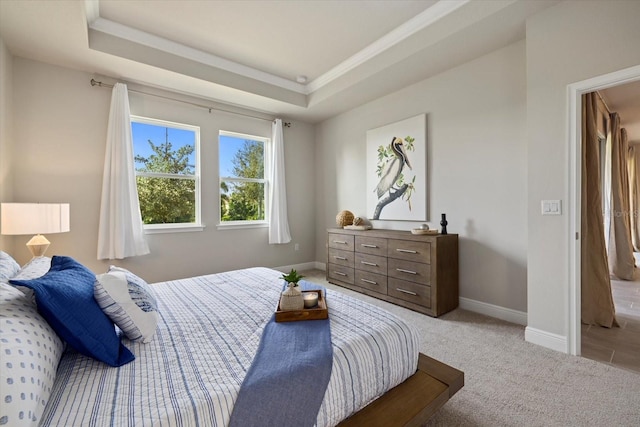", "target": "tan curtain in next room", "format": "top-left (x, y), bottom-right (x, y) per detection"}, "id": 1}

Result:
top-left (581, 93), bottom-right (617, 327)
top-left (627, 139), bottom-right (640, 250)
top-left (608, 115), bottom-right (635, 280)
